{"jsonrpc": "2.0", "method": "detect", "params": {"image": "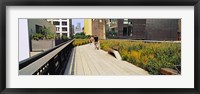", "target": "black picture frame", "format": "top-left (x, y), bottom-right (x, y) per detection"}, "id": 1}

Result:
top-left (0, 0), bottom-right (200, 94)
